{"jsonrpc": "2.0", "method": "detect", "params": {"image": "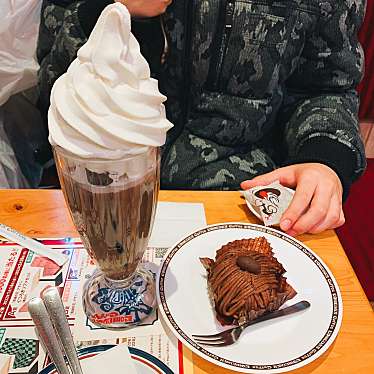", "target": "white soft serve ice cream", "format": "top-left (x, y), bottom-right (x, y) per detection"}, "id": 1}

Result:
top-left (48, 3), bottom-right (173, 160)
